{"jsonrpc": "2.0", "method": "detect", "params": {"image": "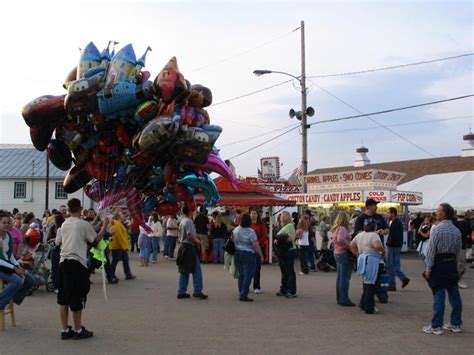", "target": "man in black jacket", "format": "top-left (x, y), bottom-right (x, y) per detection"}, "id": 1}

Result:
top-left (386, 207), bottom-right (410, 291)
